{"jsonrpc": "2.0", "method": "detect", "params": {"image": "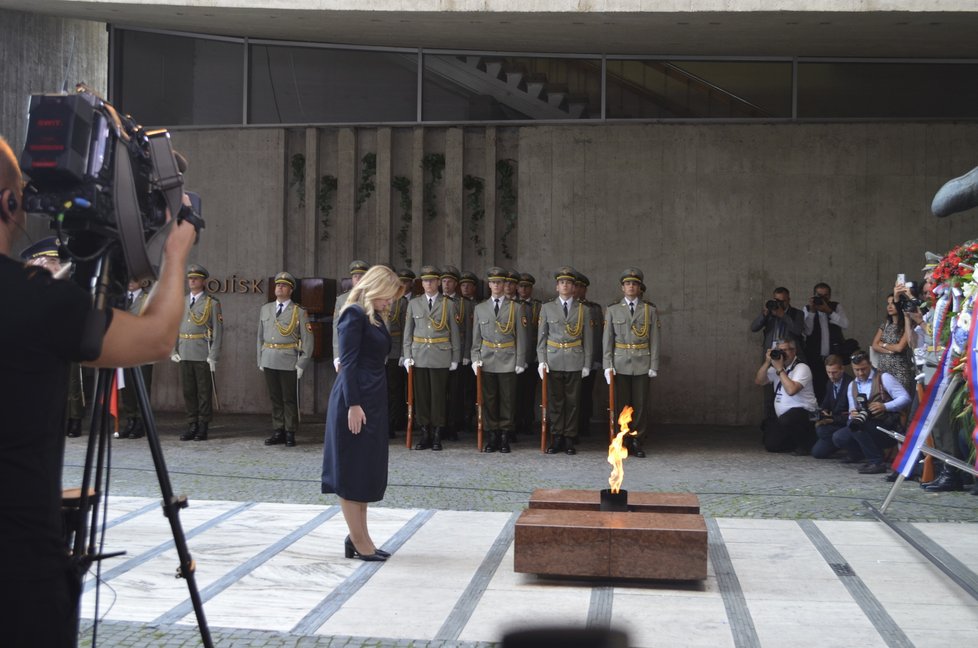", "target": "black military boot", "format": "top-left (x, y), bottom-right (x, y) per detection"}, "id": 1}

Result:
top-left (565, 437), bottom-right (577, 455)
top-left (431, 427), bottom-right (443, 451)
top-left (415, 426), bottom-right (431, 450)
top-left (180, 422), bottom-right (198, 441)
top-left (127, 418), bottom-right (145, 439)
top-left (630, 438), bottom-right (646, 458)
top-left (66, 418), bottom-right (82, 438)
top-left (123, 418), bottom-right (138, 438)
top-left (499, 432), bottom-right (511, 454)
top-left (483, 430), bottom-right (498, 453)
top-left (285, 430), bottom-right (296, 447)
top-left (923, 466), bottom-right (963, 492)
top-left (264, 429), bottom-right (287, 445)
top-left (194, 422), bottom-right (209, 441)
top-left (546, 434), bottom-right (565, 454)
